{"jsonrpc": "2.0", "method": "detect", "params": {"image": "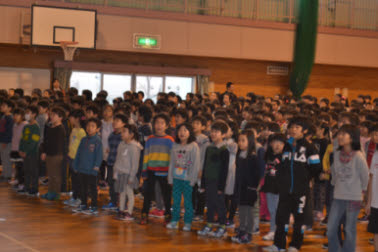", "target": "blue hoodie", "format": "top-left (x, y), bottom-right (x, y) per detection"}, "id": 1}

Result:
top-left (74, 134), bottom-right (103, 176)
